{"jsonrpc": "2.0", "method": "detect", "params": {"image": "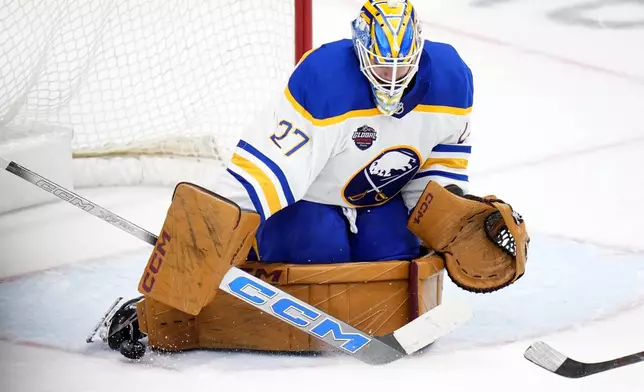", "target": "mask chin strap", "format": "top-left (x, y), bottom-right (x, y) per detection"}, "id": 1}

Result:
top-left (373, 87), bottom-right (405, 115)
top-left (375, 100), bottom-right (403, 116)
